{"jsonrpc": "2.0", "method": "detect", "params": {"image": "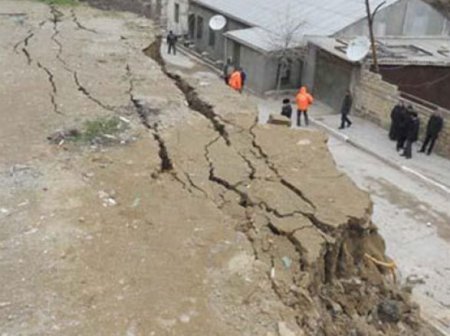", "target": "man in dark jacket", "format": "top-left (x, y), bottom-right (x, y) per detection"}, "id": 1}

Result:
top-left (240, 68), bottom-right (247, 92)
top-left (396, 105), bottom-right (410, 151)
top-left (389, 101), bottom-right (405, 140)
top-left (166, 30), bottom-right (178, 55)
top-left (401, 110), bottom-right (420, 159)
top-left (223, 58), bottom-right (233, 84)
top-left (280, 98), bottom-right (292, 120)
top-left (419, 110), bottom-right (444, 155)
top-left (339, 90), bottom-right (353, 129)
